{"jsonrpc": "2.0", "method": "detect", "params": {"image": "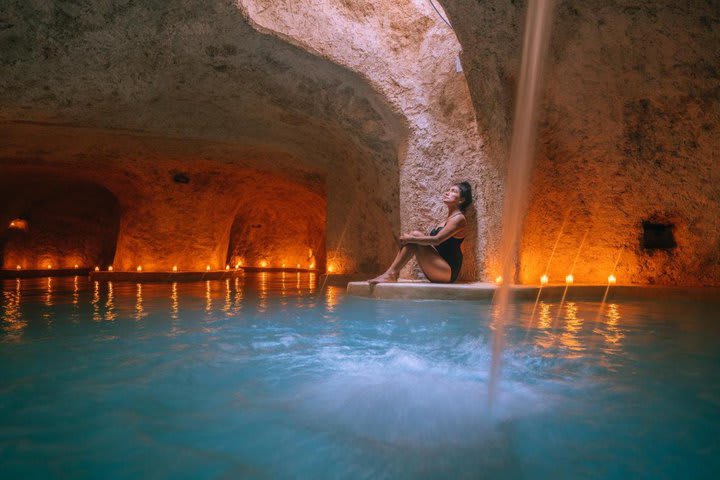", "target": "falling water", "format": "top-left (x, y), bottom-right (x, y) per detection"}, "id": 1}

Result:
top-left (489, 0), bottom-right (556, 409)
